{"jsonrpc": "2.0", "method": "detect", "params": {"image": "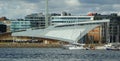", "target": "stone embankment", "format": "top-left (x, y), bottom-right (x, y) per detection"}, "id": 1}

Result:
top-left (0, 43), bottom-right (62, 48)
